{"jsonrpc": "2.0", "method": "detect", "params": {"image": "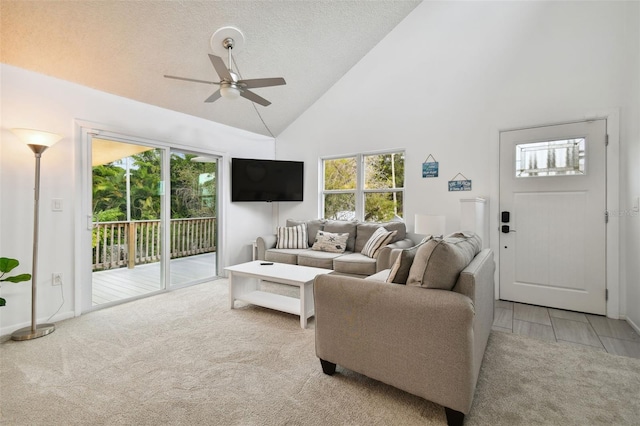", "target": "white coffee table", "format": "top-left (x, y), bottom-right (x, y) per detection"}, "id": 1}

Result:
top-left (225, 261), bottom-right (333, 328)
